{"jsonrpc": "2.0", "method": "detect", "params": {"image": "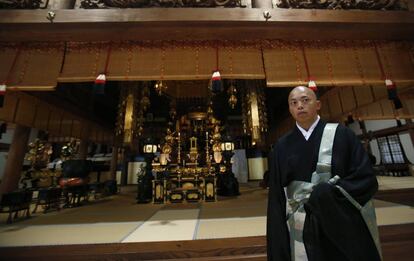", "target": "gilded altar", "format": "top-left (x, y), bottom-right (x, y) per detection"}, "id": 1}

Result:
top-left (150, 107), bottom-right (222, 203)
top-left (152, 165), bottom-right (217, 203)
